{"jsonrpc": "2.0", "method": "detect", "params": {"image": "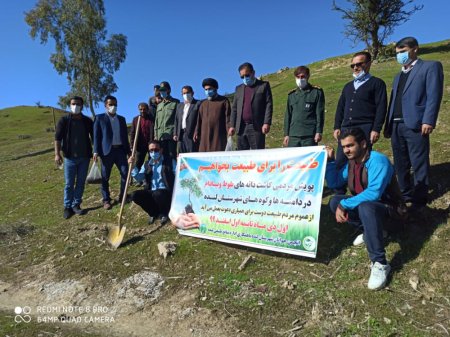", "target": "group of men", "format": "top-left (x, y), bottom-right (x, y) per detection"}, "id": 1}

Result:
top-left (54, 36), bottom-right (443, 290)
